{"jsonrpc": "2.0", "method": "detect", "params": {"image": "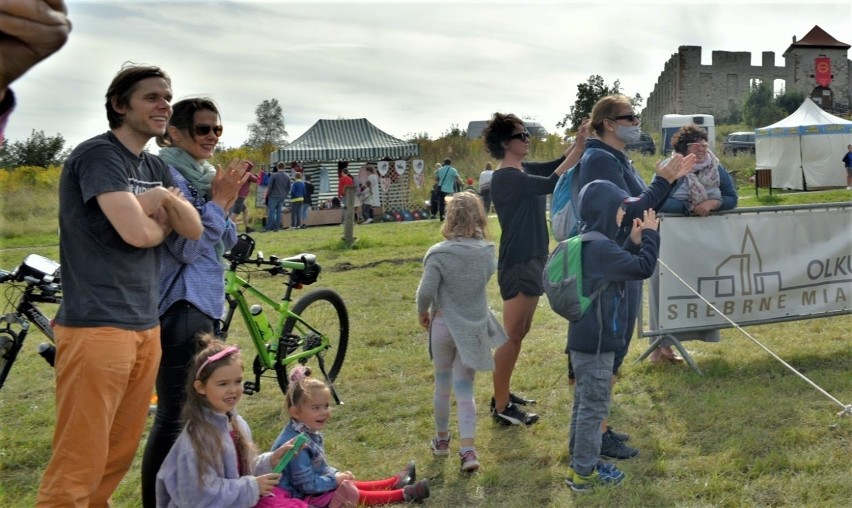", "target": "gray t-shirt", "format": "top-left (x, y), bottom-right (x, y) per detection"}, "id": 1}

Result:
top-left (55, 131), bottom-right (174, 329)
